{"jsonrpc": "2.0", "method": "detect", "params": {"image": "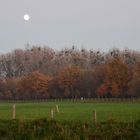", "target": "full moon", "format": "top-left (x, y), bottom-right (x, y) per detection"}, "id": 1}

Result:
top-left (24, 14), bottom-right (30, 21)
